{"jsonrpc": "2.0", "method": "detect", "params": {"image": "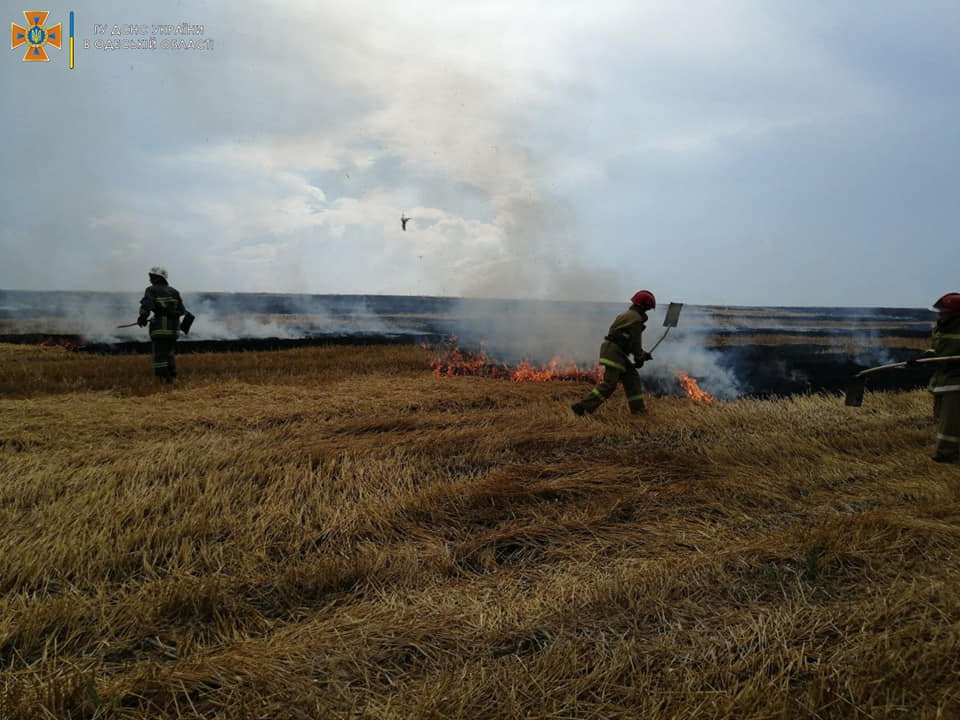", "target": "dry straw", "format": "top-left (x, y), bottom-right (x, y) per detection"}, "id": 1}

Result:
top-left (1, 343), bottom-right (958, 719)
